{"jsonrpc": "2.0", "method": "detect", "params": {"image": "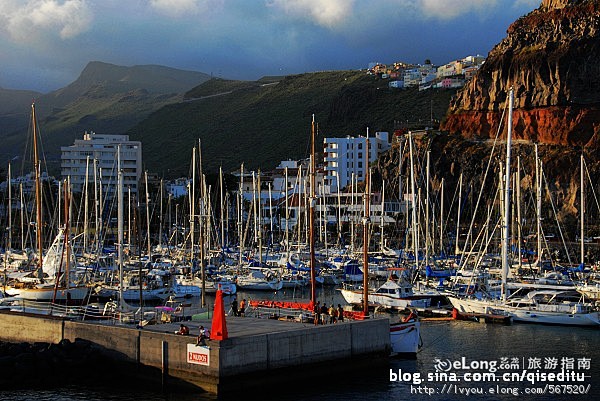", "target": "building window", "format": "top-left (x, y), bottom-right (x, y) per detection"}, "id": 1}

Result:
top-left (358, 162), bottom-right (363, 168)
